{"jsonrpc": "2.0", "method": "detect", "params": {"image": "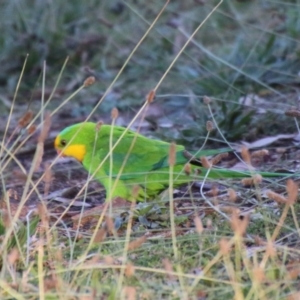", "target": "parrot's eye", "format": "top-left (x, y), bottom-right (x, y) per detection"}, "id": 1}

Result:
top-left (61, 140), bottom-right (67, 146)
